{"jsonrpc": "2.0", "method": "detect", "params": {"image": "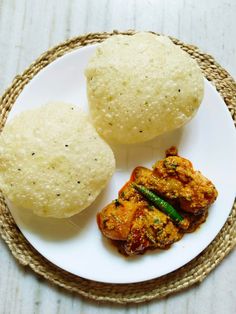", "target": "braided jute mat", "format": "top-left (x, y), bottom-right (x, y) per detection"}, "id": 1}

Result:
top-left (0, 30), bottom-right (236, 304)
